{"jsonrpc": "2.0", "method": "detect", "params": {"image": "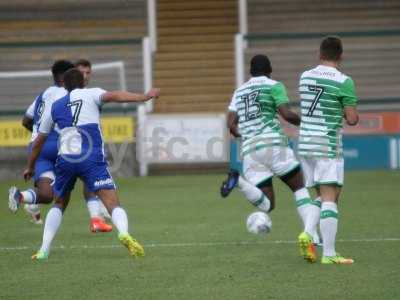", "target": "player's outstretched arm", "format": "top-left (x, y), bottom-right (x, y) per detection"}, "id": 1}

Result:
top-left (23, 133), bottom-right (48, 181)
top-left (101, 88), bottom-right (160, 103)
top-left (227, 111), bottom-right (241, 138)
top-left (277, 104), bottom-right (301, 126)
top-left (344, 106), bottom-right (359, 126)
